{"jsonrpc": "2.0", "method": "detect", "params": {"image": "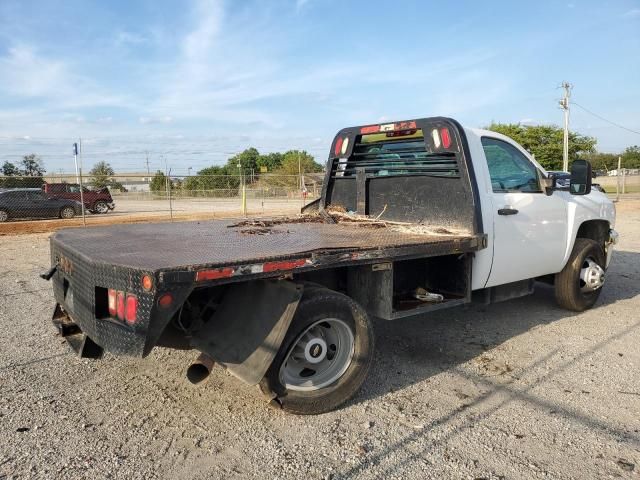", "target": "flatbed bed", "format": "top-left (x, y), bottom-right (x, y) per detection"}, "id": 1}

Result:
top-left (51, 218), bottom-right (484, 273)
